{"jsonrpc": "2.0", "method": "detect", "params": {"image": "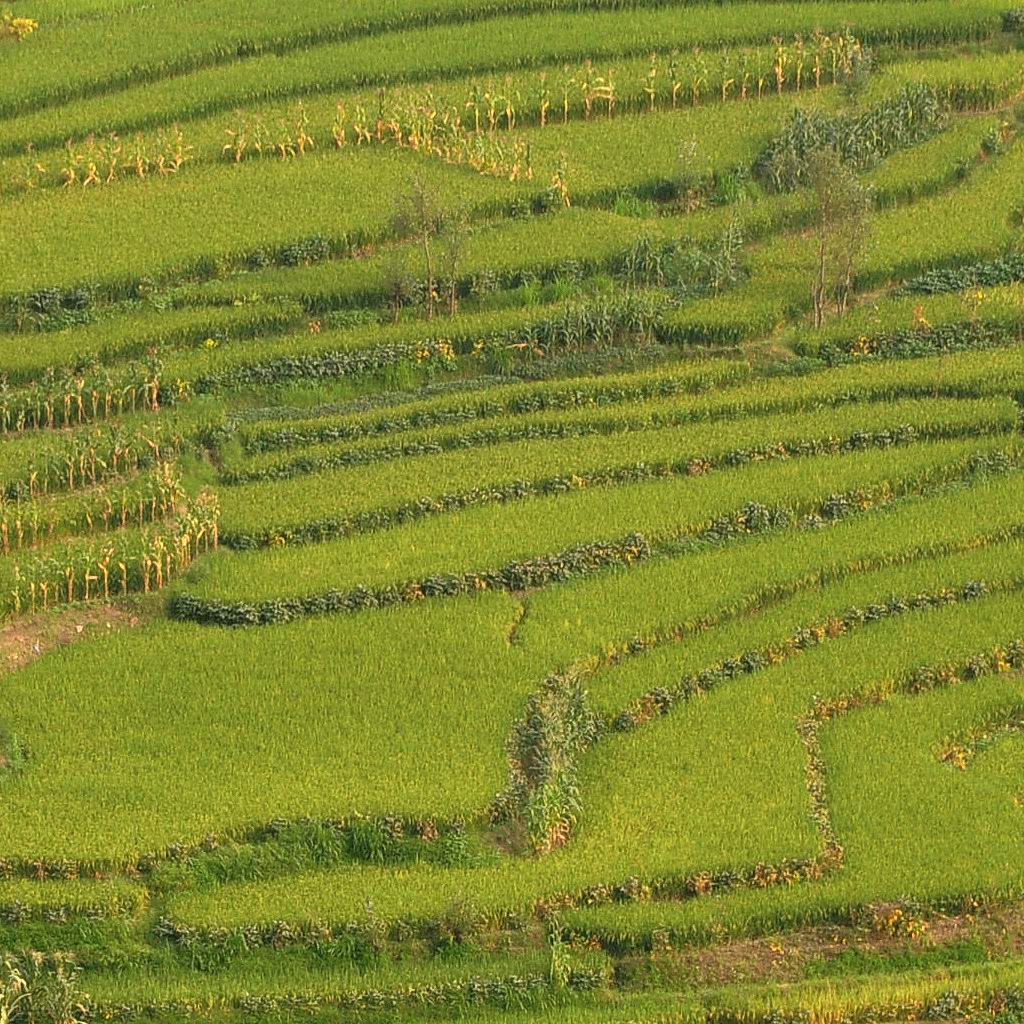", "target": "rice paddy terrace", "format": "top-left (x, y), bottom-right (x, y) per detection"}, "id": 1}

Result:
top-left (1, 1), bottom-right (1024, 1020)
